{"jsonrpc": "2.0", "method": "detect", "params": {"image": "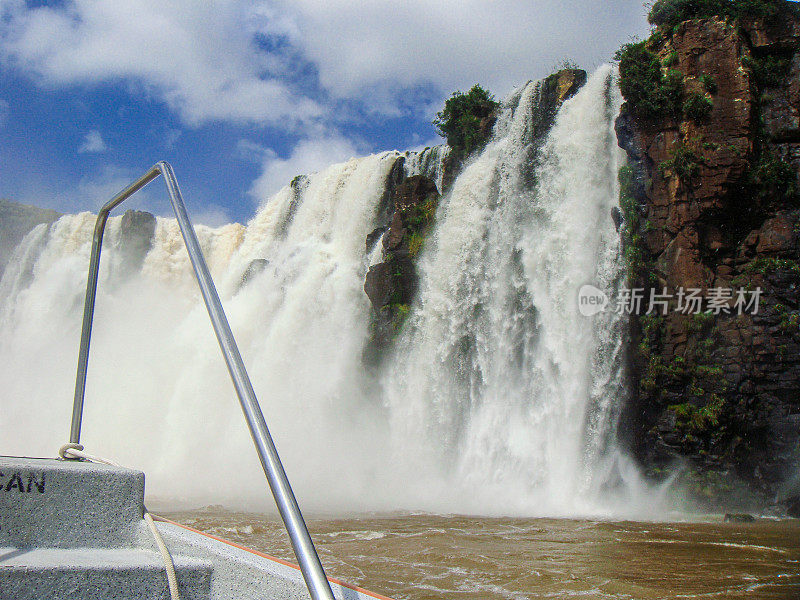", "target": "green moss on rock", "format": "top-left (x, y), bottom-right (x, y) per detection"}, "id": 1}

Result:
top-left (683, 93), bottom-right (713, 122)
